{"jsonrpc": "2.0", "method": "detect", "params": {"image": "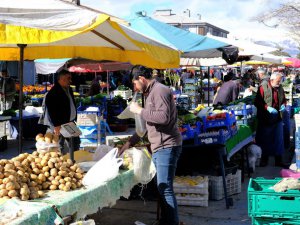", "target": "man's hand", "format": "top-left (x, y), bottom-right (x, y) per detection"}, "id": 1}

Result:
top-left (267, 106), bottom-right (278, 114)
top-left (118, 141), bottom-right (131, 157)
top-left (129, 102), bottom-right (142, 114)
top-left (279, 104), bottom-right (286, 112)
top-left (54, 126), bottom-right (61, 136)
